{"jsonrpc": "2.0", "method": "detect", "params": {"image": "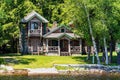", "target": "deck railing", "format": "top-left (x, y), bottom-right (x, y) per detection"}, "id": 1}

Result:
top-left (48, 46), bottom-right (80, 52)
top-left (28, 29), bottom-right (41, 36)
top-left (70, 46), bottom-right (80, 52)
top-left (28, 46), bottom-right (43, 54)
top-left (37, 46), bottom-right (43, 52)
top-left (48, 46), bottom-right (58, 52)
